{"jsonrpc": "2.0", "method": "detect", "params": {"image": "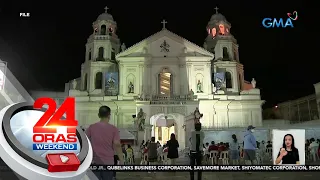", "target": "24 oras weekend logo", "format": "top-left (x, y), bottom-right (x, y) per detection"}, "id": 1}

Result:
top-left (32, 97), bottom-right (78, 150)
top-left (262, 11), bottom-right (298, 28)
